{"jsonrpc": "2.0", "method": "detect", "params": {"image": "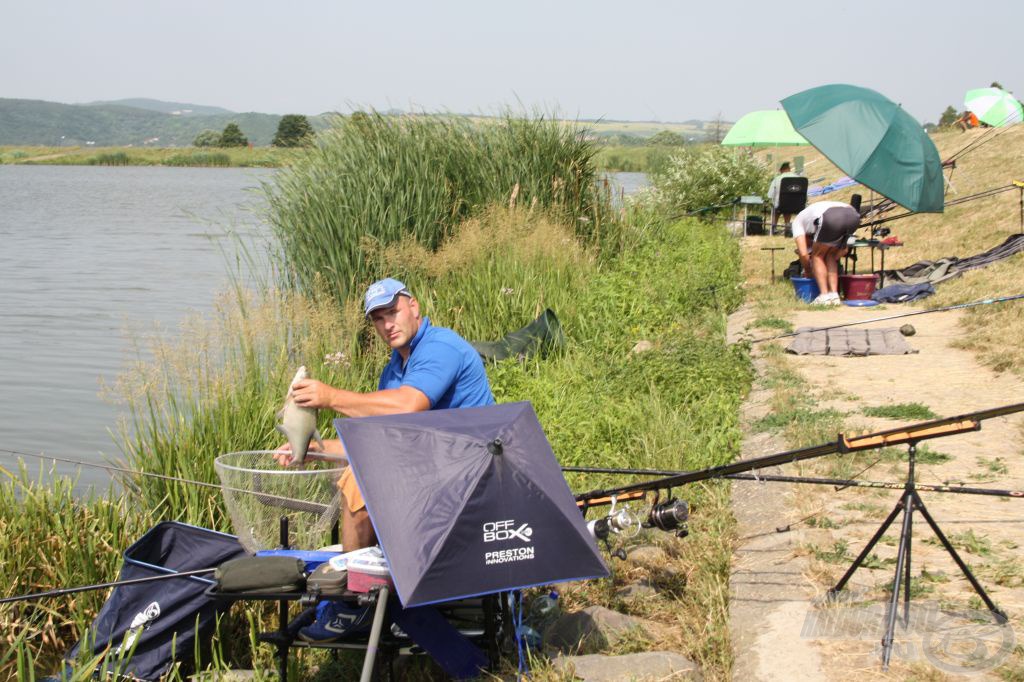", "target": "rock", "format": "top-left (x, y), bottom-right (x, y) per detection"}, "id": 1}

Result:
top-left (624, 544), bottom-right (668, 565)
top-left (615, 580), bottom-right (658, 600)
top-left (544, 605), bottom-right (658, 653)
top-left (630, 340), bottom-right (655, 355)
top-left (900, 324), bottom-right (916, 336)
top-left (552, 652), bottom-right (702, 681)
